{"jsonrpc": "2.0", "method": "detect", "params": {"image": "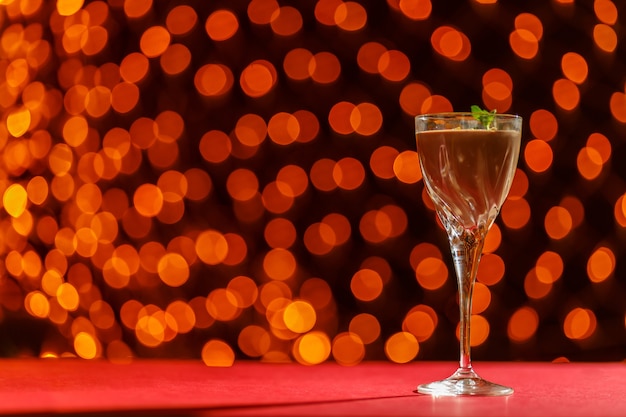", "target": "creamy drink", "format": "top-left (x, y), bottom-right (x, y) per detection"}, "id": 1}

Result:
top-left (416, 128), bottom-right (520, 230)
top-left (414, 111), bottom-right (522, 396)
